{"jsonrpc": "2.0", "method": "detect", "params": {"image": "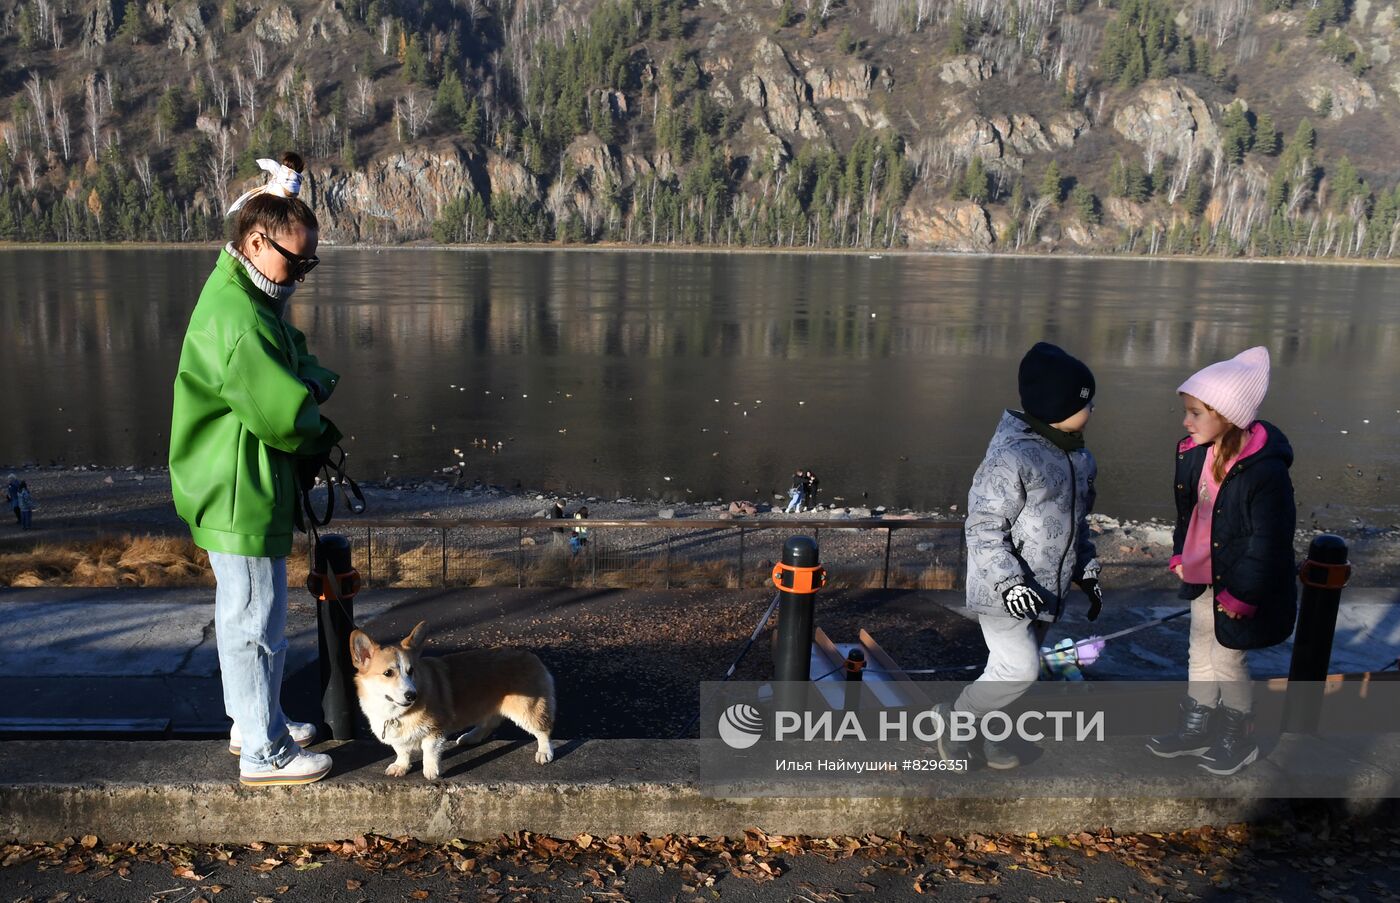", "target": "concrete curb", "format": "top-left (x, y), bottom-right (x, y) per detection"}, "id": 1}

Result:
top-left (3, 737), bottom-right (1395, 843)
